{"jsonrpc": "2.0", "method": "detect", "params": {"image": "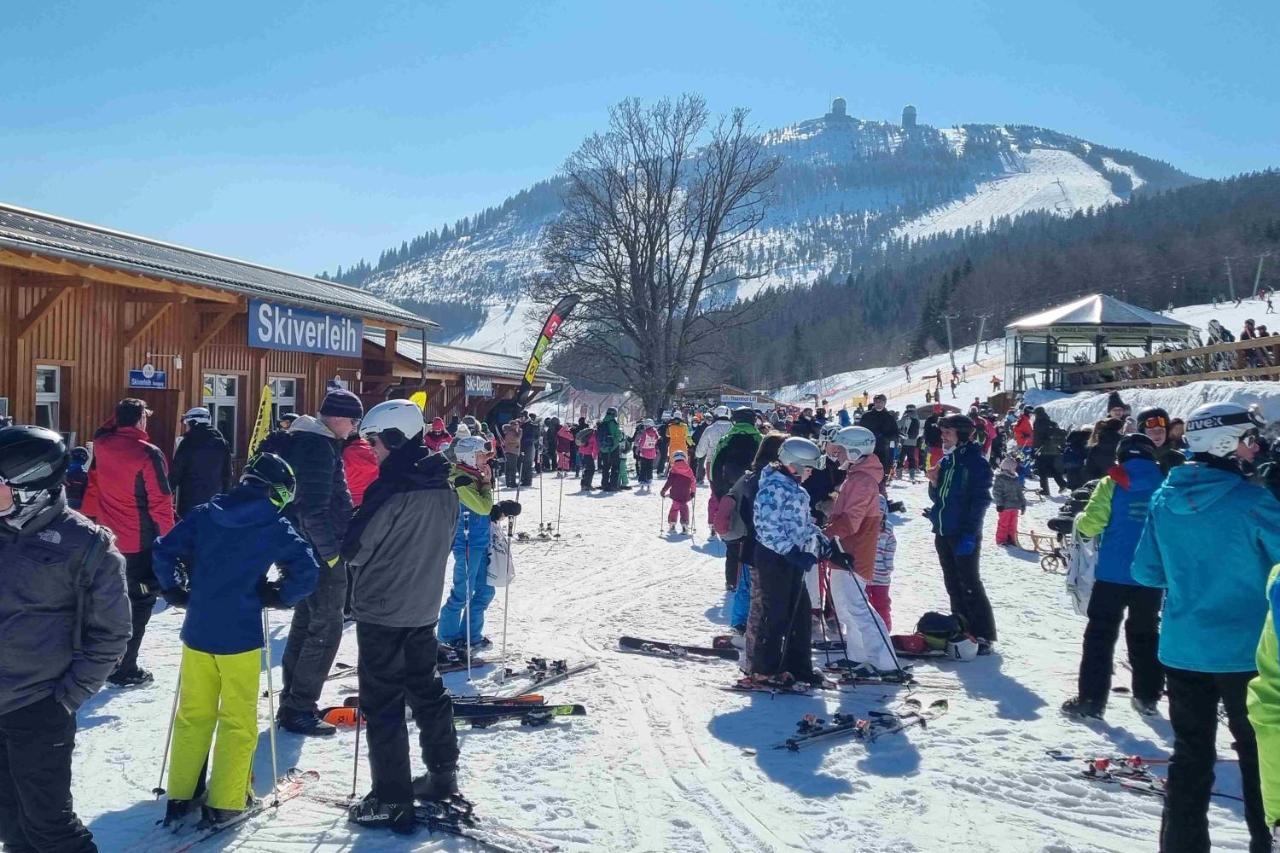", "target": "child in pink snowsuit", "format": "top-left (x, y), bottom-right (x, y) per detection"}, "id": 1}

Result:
top-left (992, 454), bottom-right (1026, 546)
top-left (556, 424), bottom-right (574, 473)
top-left (661, 452), bottom-right (696, 532)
